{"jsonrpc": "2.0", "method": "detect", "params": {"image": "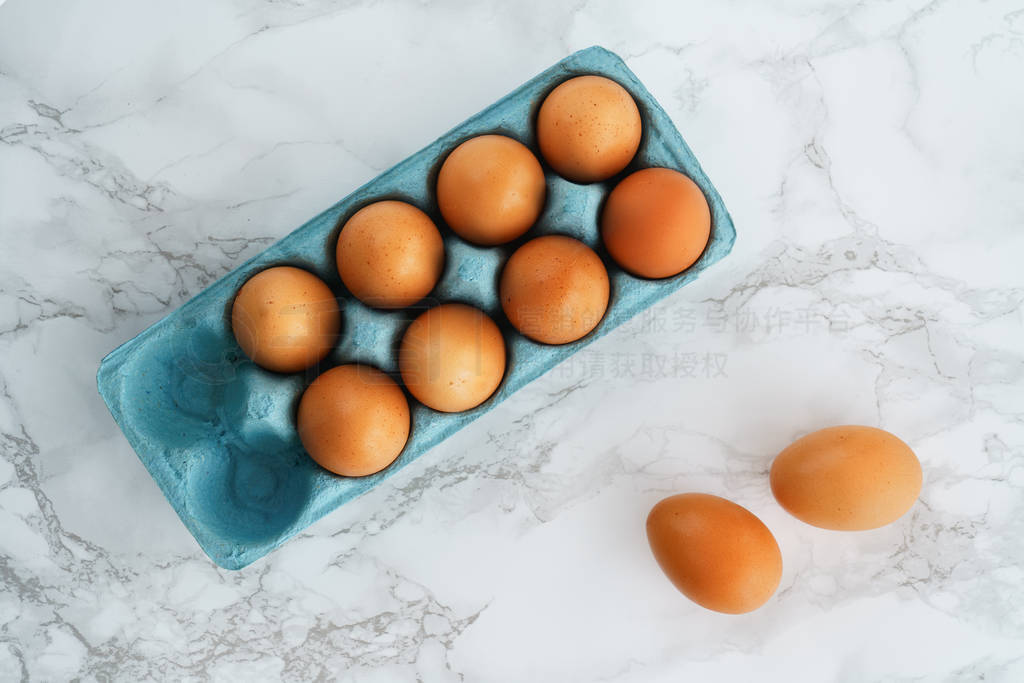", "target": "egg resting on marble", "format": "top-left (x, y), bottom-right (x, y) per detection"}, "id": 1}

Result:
top-left (231, 266), bottom-right (340, 373)
top-left (336, 200), bottom-right (445, 309)
top-left (537, 75), bottom-right (642, 183)
top-left (770, 425), bottom-right (922, 531)
top-left (646, 493), bottom-right (782, 614)
top-left (436, 134), bottom-right (546, 246)
top-left (297, 364), bottom-right (410, 477)
top-left (500, 235), bottom-right (609, 344)
top-left (601, 167), bottom-right (711, 279)
top-left (399, 303), bottom-right (506, 412)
